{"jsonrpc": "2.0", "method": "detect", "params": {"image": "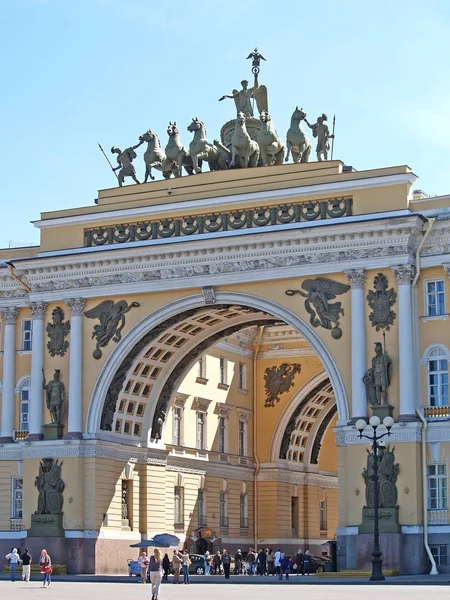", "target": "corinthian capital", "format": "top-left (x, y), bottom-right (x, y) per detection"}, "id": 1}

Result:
top-left (391, 265), bottom-right (415, 285)
top-left (30, 301), bottom-right (48, 320)
top-left (1, 306), bottom-right (19, 324)
top-left (66, 297), bottom-right (86, 316)
top-left (345, 269), bottom-right (366, 289)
